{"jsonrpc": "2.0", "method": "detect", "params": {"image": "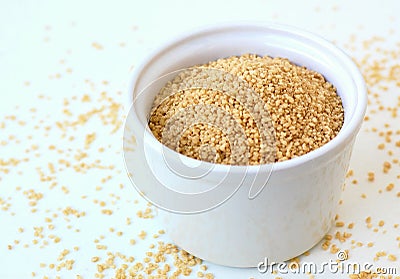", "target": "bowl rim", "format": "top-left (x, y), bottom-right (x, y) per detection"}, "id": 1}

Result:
top-left (128, 21), bottom-right (367, 173)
